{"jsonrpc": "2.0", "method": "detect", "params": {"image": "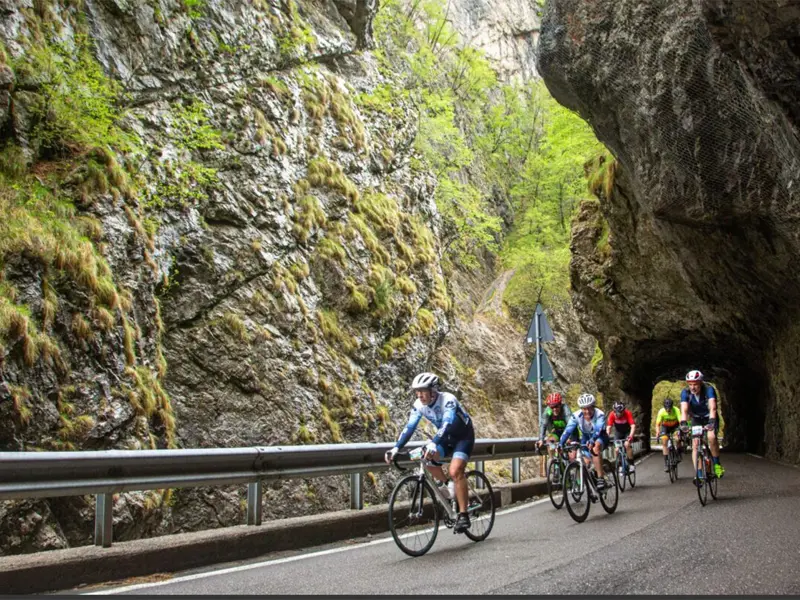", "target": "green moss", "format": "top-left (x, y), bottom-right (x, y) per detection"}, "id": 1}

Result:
top-left (221, 312), bottom-right (249, 342)
top-left (349, 214), bottom-right (390, 264)
top-left (416, 308), bottom-right (436, 334)
top-left (368, 264), bottom-right (395, 317)
top-left (395, 275), bottom-right (417, 296)
top-left (8, 385), bottom-right (32, 426)
top-left (292, 194), bottom-right (326, 243)
top-left (306, 157), bottom-right (359, 203)
top-left (590, 342), bottom-right (603, 374)
top-left (317, 309), bottom-right (358, 354)
top-left (321, 405), bottom-right (342, 442)
top-left (316, 235), bottom-right (347, 264)
top-left (355, 191), bottom-right (400, 235)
